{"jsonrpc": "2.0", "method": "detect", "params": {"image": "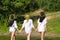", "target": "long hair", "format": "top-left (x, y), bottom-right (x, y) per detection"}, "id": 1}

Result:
top-left (39, 12), bottom-right (46, 22)
top-left (8, 15), bottom-right (14, 26)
